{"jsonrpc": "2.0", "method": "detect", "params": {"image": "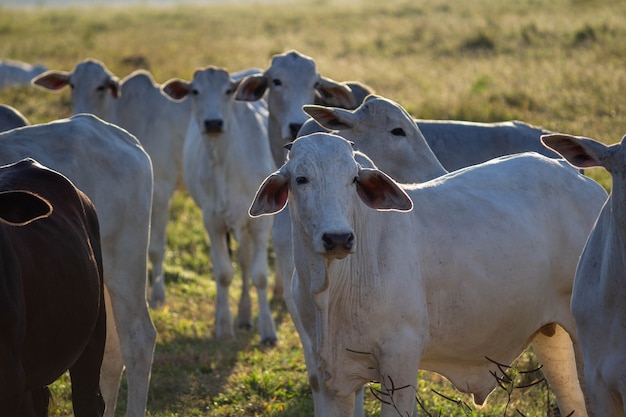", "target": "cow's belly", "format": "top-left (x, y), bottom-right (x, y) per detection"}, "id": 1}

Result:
top-left (419, 309), bottom-right (543, 403)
